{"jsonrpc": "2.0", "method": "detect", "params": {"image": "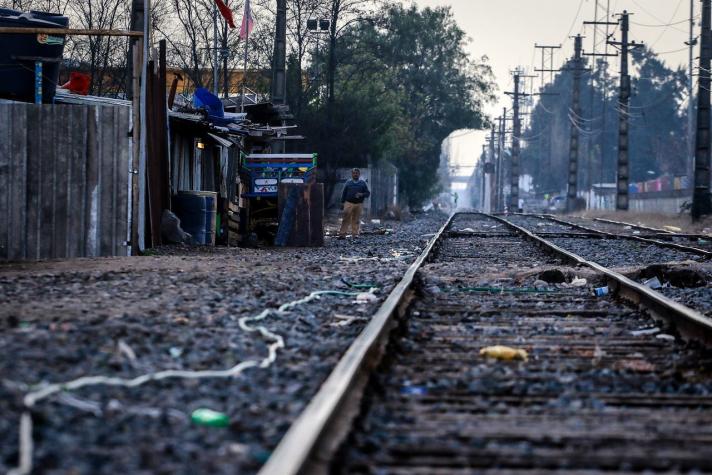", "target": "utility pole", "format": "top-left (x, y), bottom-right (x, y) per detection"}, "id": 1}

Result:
top-left (567, 35), bottom-right (584, 212)
top-left (270, 0), bottom-right (287, 154)
top-left (222, 1), bottom-right (229, 98)
top-left (212, 1), bottom-right (219, 94)
top-left (509, 73), bottom-right (522, 212)
top-left (688, 0), bottom-right (697, 184)
top-left (585, 0), bottom-right (599, 197)
top-left (487, 124), bottom-right (496, 213)
top-left (693, 0), bottom-right (712, 219)
top-left (271, 0), bottom-right (287, 105)
top-left (496, 110), bottom-right (506, 212)
top-left (607, 11), bottom-right (641, 211)
top-left (585, 4), bottom-right (618, 197)
top-left (128, 0), bottom-right (144, 101)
